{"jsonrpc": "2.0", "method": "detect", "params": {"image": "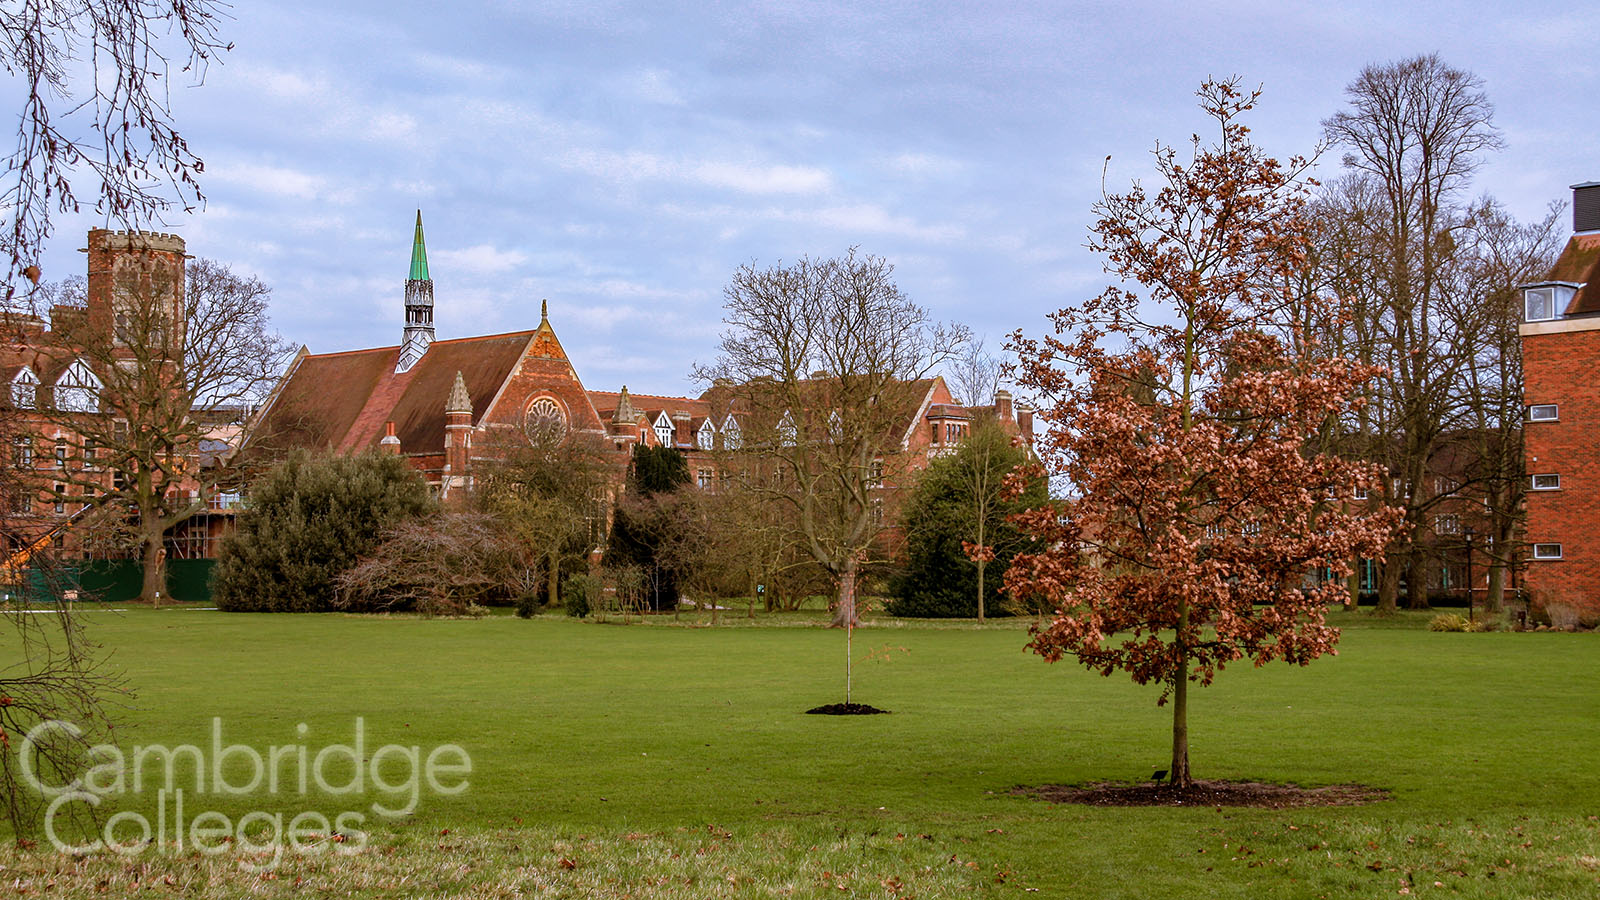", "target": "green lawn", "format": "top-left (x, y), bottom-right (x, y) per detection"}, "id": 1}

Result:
top-left (3, 606), bottom-right (1598, 898)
